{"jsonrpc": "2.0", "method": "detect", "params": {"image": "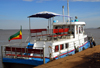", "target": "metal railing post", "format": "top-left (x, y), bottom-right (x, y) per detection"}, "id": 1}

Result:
top-left (1, 46), bottom-right (3, 61)
top-left (40, 49), bottom-right (42, 58)
top-left (43, 47), bottom-right (45, 64)
top-left (1, 46), bottom-right (4, 68)
top-left (15, 47), bottom-right (17, 58)
top-left (52, 29), bottom-right (54, 42)
top-left (46, 30), bottom-right (48, 41)
top-left (5, 46), bottom-right (6, 57)
top-left (27, 48), bottom-right (29, 59)
top-left (21, 47), bottom-right (22, 58)
top-left (25, 46), bottom-right (26, 54)
top-left (41, 32), bottom-right (43, 39)
top-left (11, 46), bottom-right (12, 56)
